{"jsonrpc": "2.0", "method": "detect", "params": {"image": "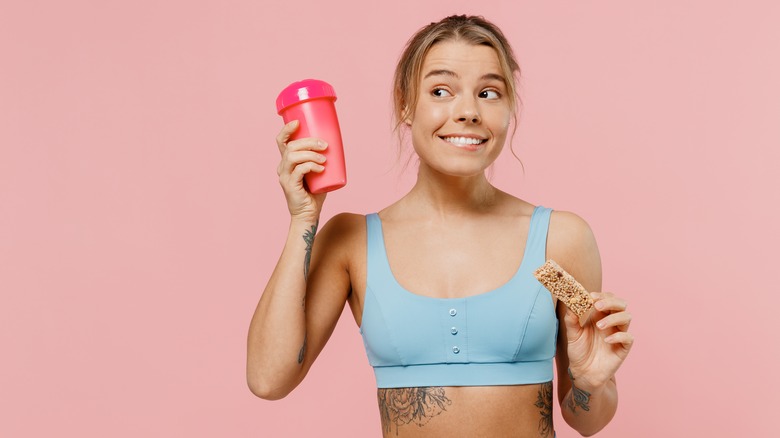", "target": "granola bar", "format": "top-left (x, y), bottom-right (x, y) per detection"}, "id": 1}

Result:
top-left (534, 259), bottom-right (594, 326)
